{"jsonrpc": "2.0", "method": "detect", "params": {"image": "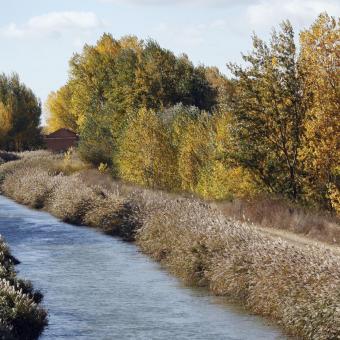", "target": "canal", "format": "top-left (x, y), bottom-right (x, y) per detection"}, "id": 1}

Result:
top-left (0, 195), bottom-right (285, 339)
